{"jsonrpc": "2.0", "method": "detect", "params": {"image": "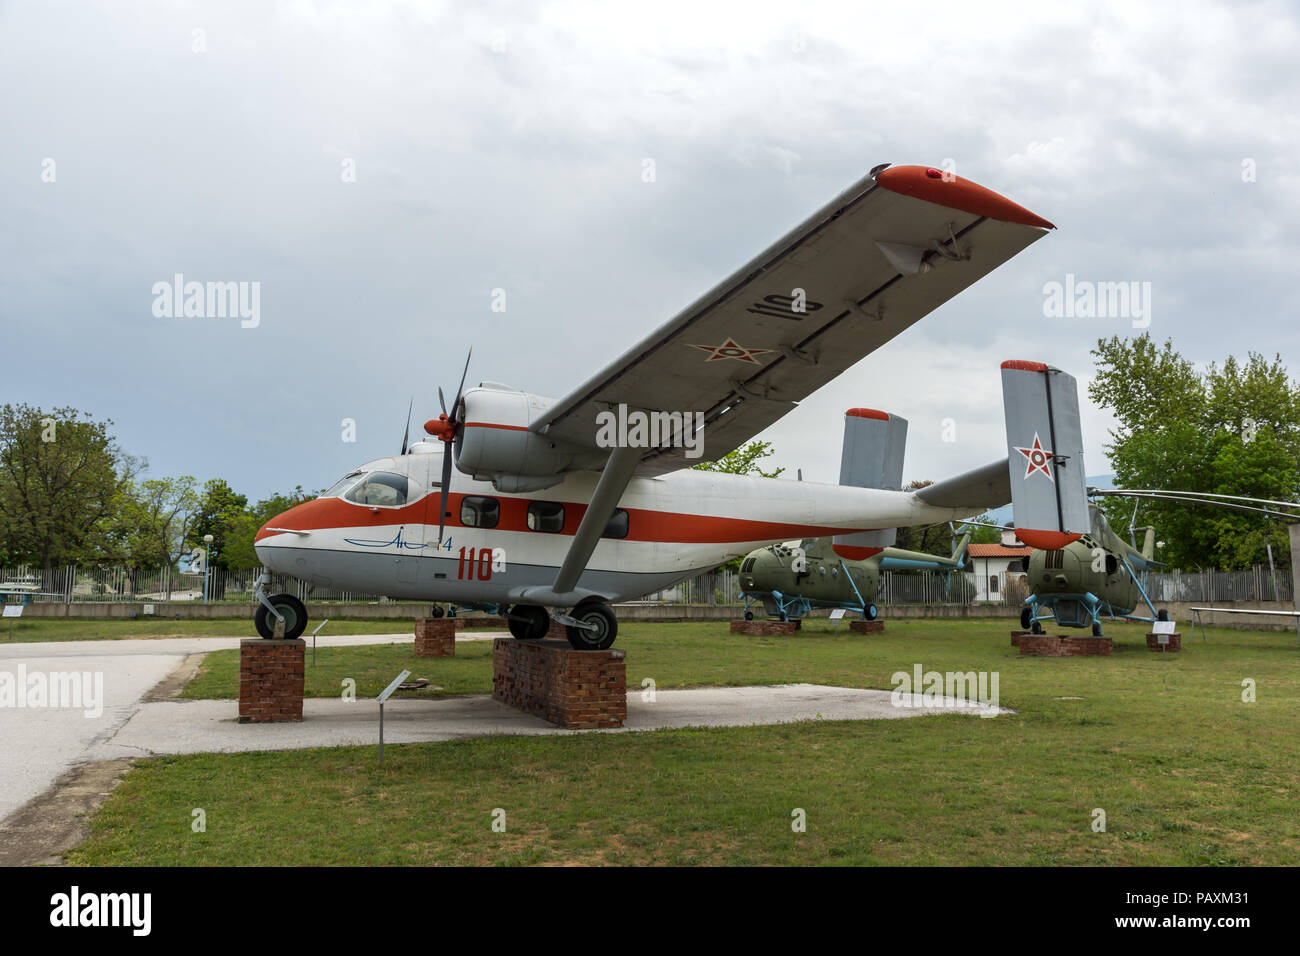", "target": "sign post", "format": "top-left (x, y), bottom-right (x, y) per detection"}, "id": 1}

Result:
top-left (3, 604), bottom-right (22, 640)
top-left (376, 669), bottom-right (411, 764)
top-left (1153, 619), bottom-right (1176, 658)
top-left (310, 619), bottom-right (330, 666)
